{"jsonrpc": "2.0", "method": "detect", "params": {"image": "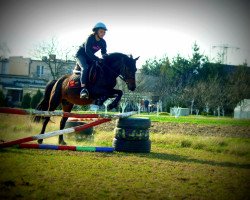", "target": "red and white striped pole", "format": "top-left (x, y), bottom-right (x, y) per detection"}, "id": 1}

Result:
top-left (0, 118), bottom-right (110, 148)
top-left (0, 107), bottom-right (136, 119)
top-left (0, 107), bottom-right (137, 148)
